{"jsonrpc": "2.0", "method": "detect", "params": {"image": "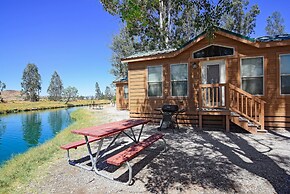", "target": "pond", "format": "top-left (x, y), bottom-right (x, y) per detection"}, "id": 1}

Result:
top-left (0, 107), bottom-right (80, 166)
